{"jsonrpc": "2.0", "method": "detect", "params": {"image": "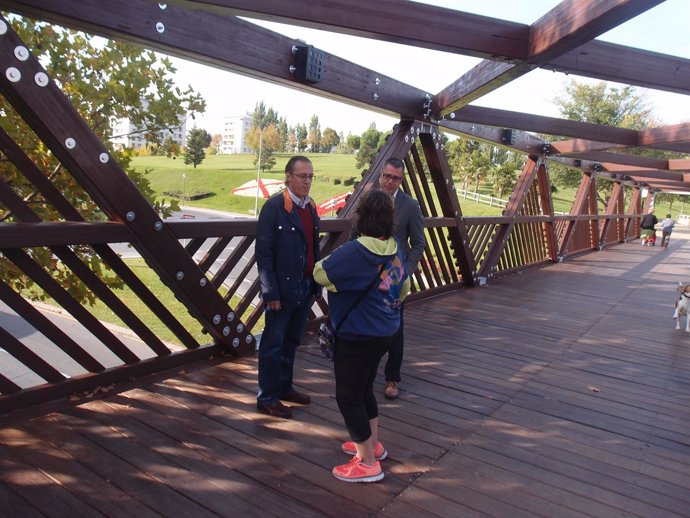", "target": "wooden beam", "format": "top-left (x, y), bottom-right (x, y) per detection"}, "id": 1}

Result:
top-left (435, 0), bottom-right (664, 113)
top-left (164, 0), bottom-right (528, 59)
top-left (0, 0), bottom-right (428, 119)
